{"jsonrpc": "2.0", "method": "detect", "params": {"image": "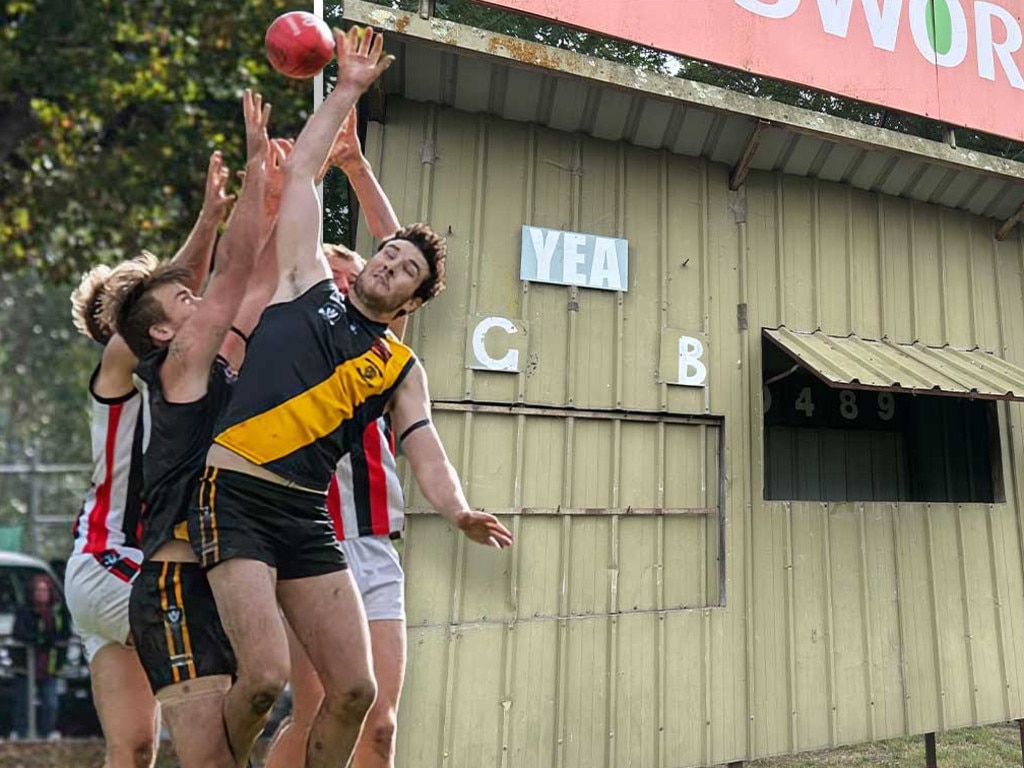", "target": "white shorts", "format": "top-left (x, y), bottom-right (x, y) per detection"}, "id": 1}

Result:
top-left (340, 536), bottom-right (405, 622)
top-left (64, 550), bottom-right (140, 662)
